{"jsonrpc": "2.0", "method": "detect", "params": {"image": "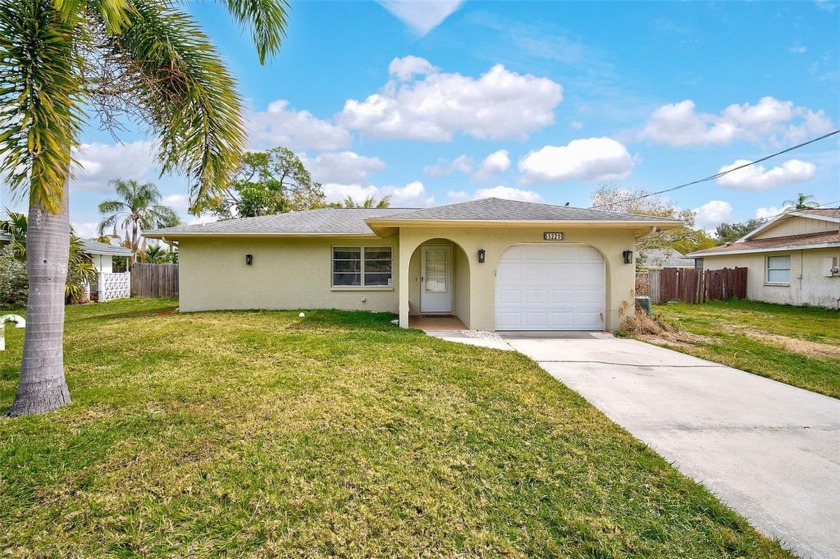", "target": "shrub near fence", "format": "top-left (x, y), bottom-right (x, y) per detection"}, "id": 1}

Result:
top-left (131, 263), bottom-right (179, 298)
top-left (640, 267), bottom-right (746, 304)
